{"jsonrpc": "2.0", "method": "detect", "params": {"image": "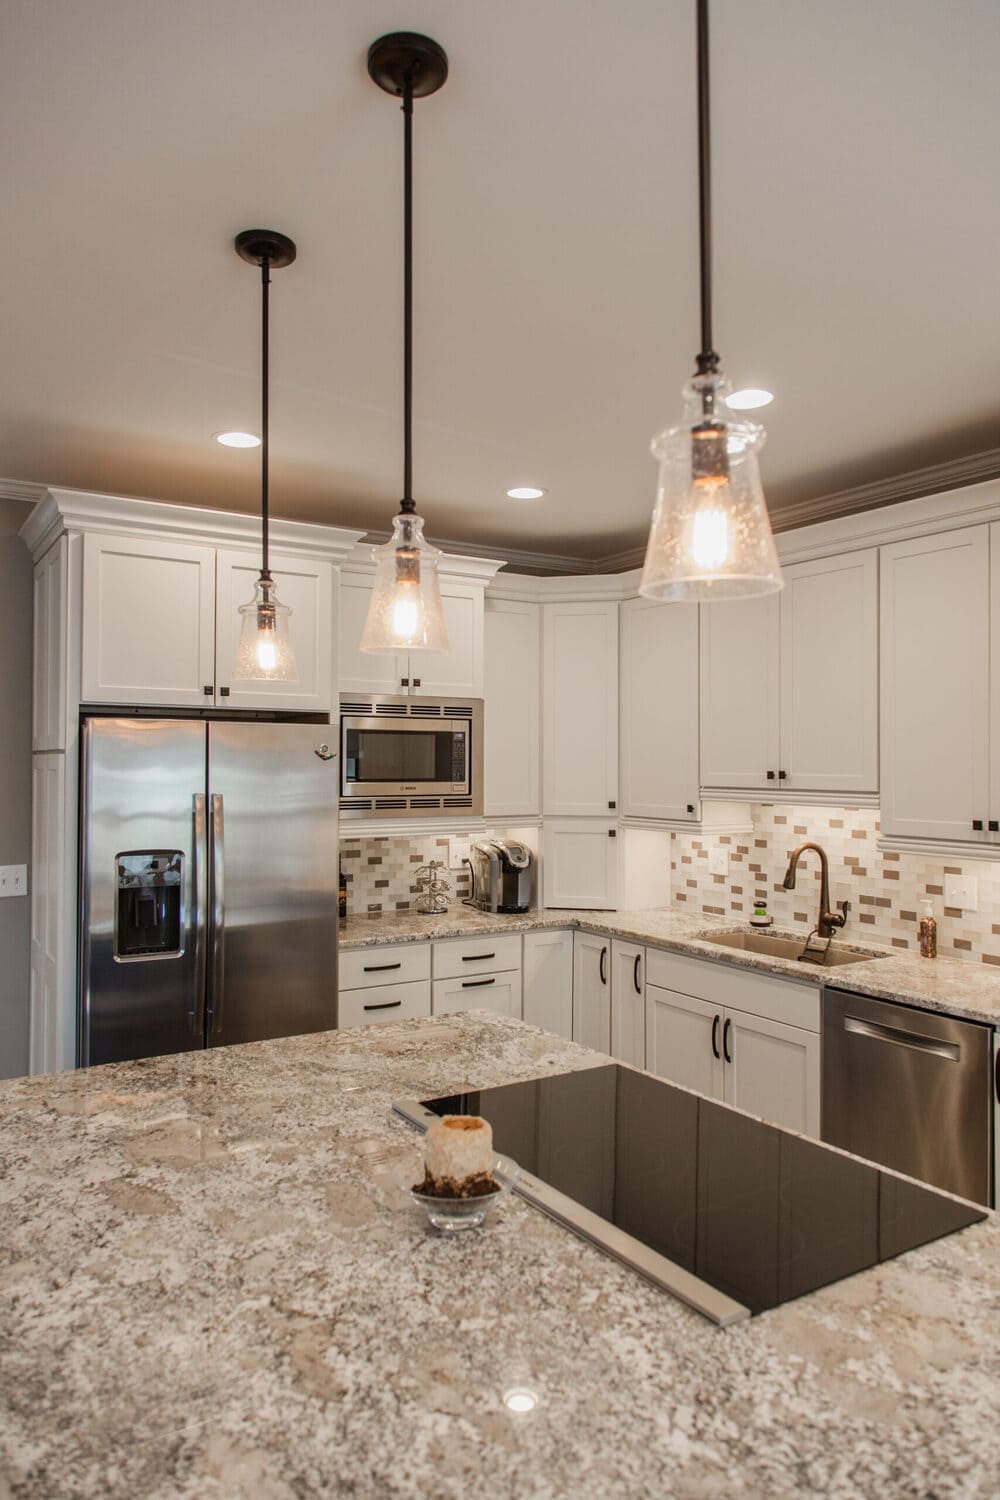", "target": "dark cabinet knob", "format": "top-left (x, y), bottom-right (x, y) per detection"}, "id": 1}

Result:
top-left (608, 800), bottom-right (616, 810)
top-left (412, 677), bottom-right (421, 688)
top-left (766, 770), bottom-right (775, 780)
top-left (400, 677), bottom-right (409, 688)
top-left (203, 685), bottom-right (213, 696)
top-left (778, 770), bottom-right (787, 780)
top-left (972, 819), bottom-right (984, 832)
top-left (686, 803), bottom-right (695, 814)
top-left (608, 828), bottom-right (617, 838)
top-left (989, 821), bottom-right (999, 833)
top-left (219, 686), bottom-right (231, 698)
